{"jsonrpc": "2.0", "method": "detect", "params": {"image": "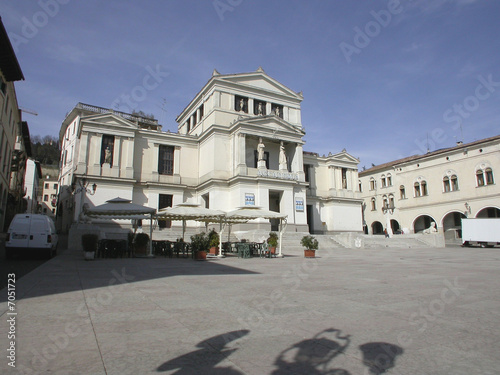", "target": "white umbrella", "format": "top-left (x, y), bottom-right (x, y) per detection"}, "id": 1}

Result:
top-left (84, 197), bottom-right (156, 256)
top-left (224, 207), bottom-right (288, 257)
top-left (157, 203), bottom-right (226, 245)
